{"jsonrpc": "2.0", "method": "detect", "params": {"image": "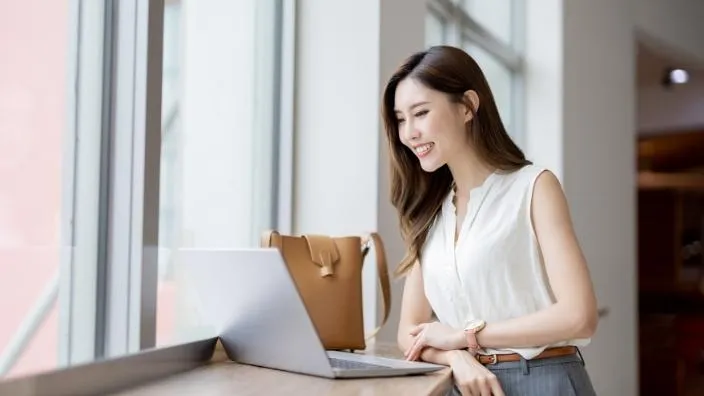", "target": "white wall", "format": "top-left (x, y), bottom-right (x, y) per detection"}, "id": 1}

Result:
top-left (375, 0), bottom-right (426, 343)
top-left (293, 0), bottom-right (381, 237)
top-left (524, 0), bottom-right (564, 179)
top-left (562, 0), bottom-right (637, 394)
top-left (294, 0), bottom-right (425, 337)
